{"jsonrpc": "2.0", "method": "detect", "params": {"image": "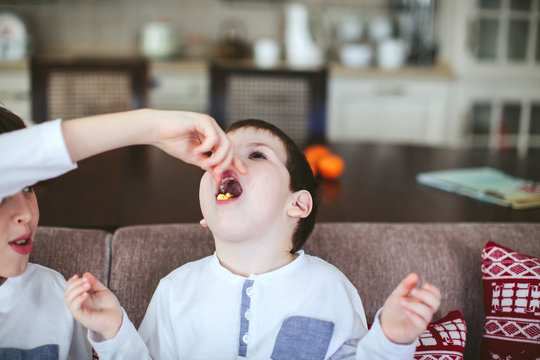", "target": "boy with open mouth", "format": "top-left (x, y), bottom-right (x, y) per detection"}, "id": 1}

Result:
top-left (66, 119), bottom-right (441, 359)
top-left (0, 106), bottom-right (241, 359)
